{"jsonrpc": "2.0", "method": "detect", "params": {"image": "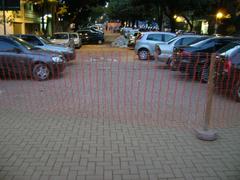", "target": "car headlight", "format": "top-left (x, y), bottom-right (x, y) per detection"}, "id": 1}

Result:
top-left (52, 56), bottom-right (63, 63)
